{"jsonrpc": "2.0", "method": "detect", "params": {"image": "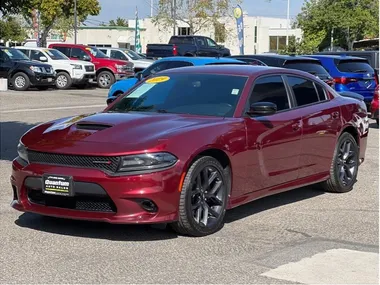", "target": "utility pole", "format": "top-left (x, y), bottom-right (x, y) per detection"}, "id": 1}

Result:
top-left (74, 0), bottom-right (78, 44)
top-left (330, 28), bottom-right (334, 51)
top-left (172, 0), bottom-right (176, 35)
top-left (286, 0), bottom-right (290, 46)
top-left (150, 0), bottom-right (153, 17)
